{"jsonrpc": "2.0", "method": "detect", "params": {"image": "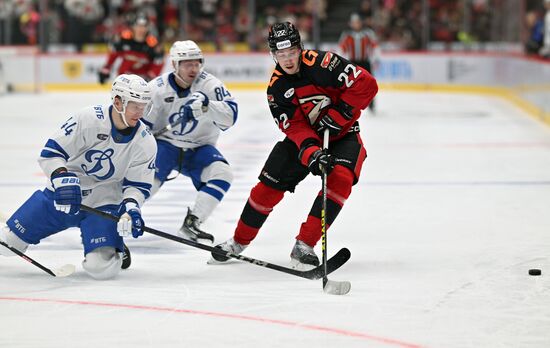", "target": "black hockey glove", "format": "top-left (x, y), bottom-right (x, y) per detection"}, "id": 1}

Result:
top-left (316, 101), bottom-right (354, 136)
top-left (308, 149), bottom-right (335, 176)
top-left (98, 67), bottom-right (110, 85)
